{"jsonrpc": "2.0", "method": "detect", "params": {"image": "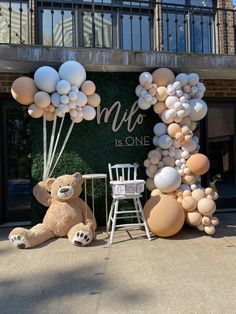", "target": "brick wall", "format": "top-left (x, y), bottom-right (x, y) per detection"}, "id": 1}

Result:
top-left (203, 79), bottom-right (236, 98)
top-left (0, 73), bottom-right (25, 93)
